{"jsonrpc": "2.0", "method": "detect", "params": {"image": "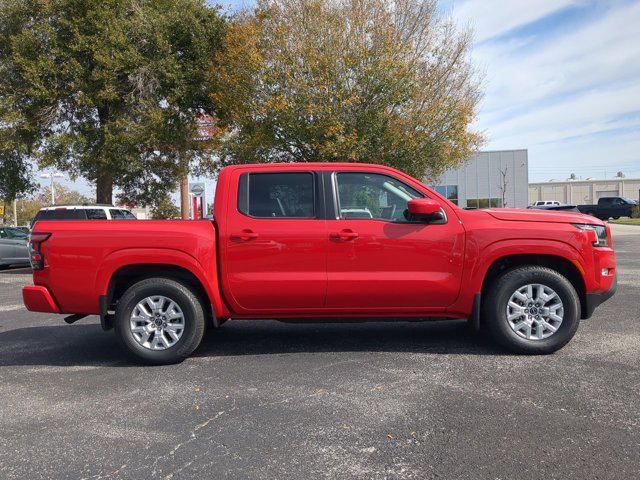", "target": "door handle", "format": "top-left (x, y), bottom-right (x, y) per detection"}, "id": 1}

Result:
top-left (329, 229), bottom-right (359, 241)
top-left (231, 229), bottom-right (259, 241)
